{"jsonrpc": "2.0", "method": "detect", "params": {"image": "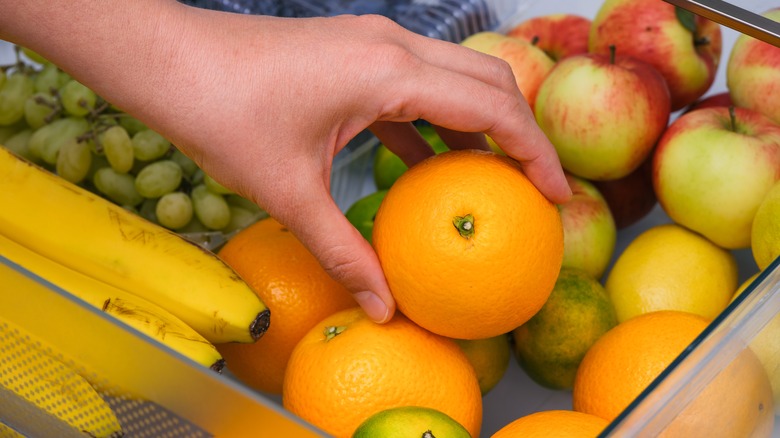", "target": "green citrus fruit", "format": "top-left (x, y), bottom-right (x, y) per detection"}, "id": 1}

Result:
top-left (352, 406), bottom-right (471, 438)
top-left (345, 190), bottom-right (388, 244)
top-left (373, 125), bottom-right (448, 190)
top-left (512, 267), bottom-right (617, 390)
top-left (453, 334), bottom-right (511, 395)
